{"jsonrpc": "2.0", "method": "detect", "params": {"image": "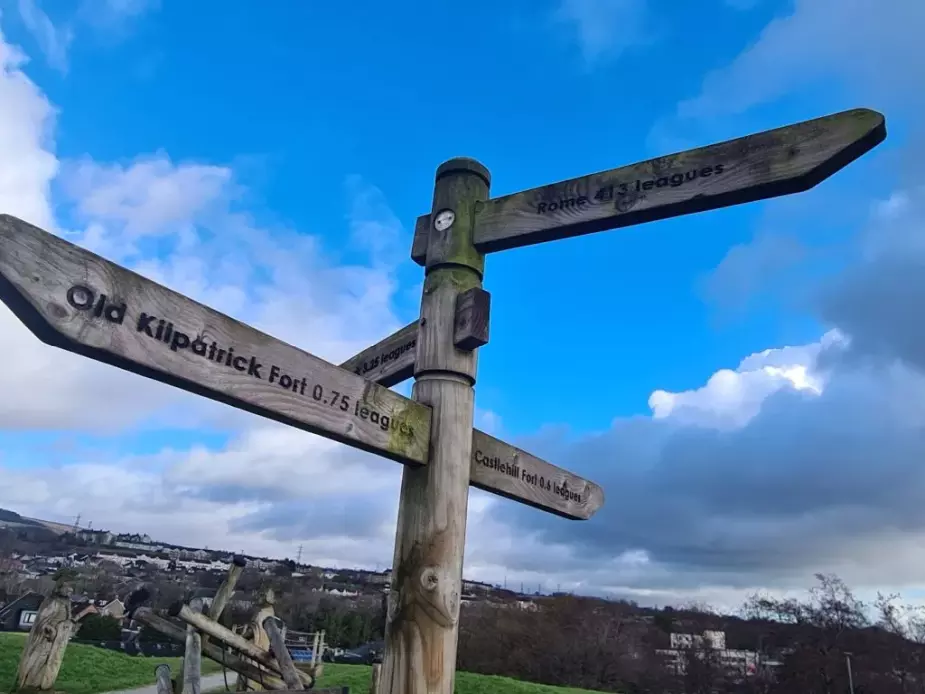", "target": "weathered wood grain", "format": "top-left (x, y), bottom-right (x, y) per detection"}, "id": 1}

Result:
top-left (180, 598), bottom-right (203, 694)
top-left (202, 554), bottom-right (246, 652)
top-left (155, 664), bottom-right (173, 694)
top-left (339, 321), bottom-right (419, 388)
top-left (468, 108), bottom-right (885, 253)
top-left (237, 587), bottom-right (277, 691)
top-left (343, 323), bottom-right (600, 518)
top-left (263, 617), bottom-right (304, 690)
top-left (0, 215), bottom-right (431, 467)
top-left (411, 214), bottom-right (430, 266)
top-left (16, 576), bottom-right (75, 692)
top-left (469, 430), bottom-right (603, 520)
top-left (173, 604), bottom-right (312, 688)
top-left (453, 287), bottom-right (490, 351)
top-left (133, 608), bottom-right (290, 691)
top-left (381, 158), bottom-right (490, 694)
